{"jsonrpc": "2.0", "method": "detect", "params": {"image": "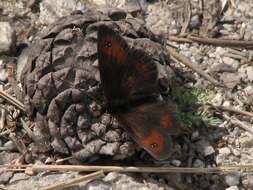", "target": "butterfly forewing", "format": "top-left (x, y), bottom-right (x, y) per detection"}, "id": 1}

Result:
top-left (97, 25), bottom-right (129, 103)
top-left (121, 49), bottom-right (158, 99)
top-left (97, 25), bottom-right (158, 104)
